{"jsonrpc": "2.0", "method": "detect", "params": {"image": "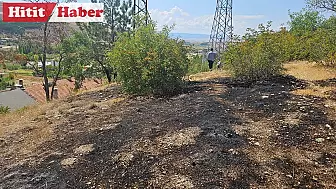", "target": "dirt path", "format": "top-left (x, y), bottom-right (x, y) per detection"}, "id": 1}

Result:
top-left (0, 74), bottom-right (335, 188)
